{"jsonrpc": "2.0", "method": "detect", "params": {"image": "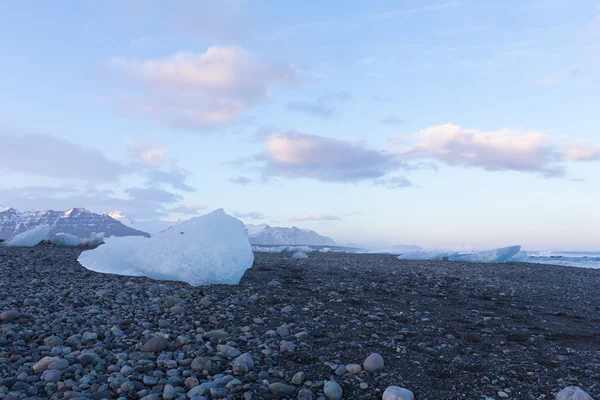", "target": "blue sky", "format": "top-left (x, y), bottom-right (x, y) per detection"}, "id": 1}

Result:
top-left (1, 0), bottom-right (599, 250)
